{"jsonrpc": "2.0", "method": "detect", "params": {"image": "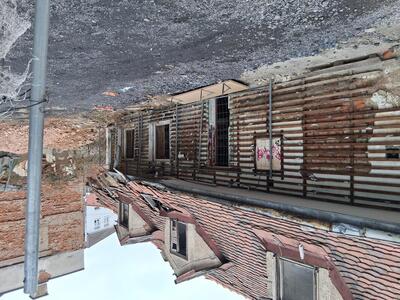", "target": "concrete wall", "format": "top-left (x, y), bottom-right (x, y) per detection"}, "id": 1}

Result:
top-left (128, 206), bottom-right (149, 237)
top-left (0, 249), bottom-right (84, 295)
top-left (318, 268), bottom-right (343, 300)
